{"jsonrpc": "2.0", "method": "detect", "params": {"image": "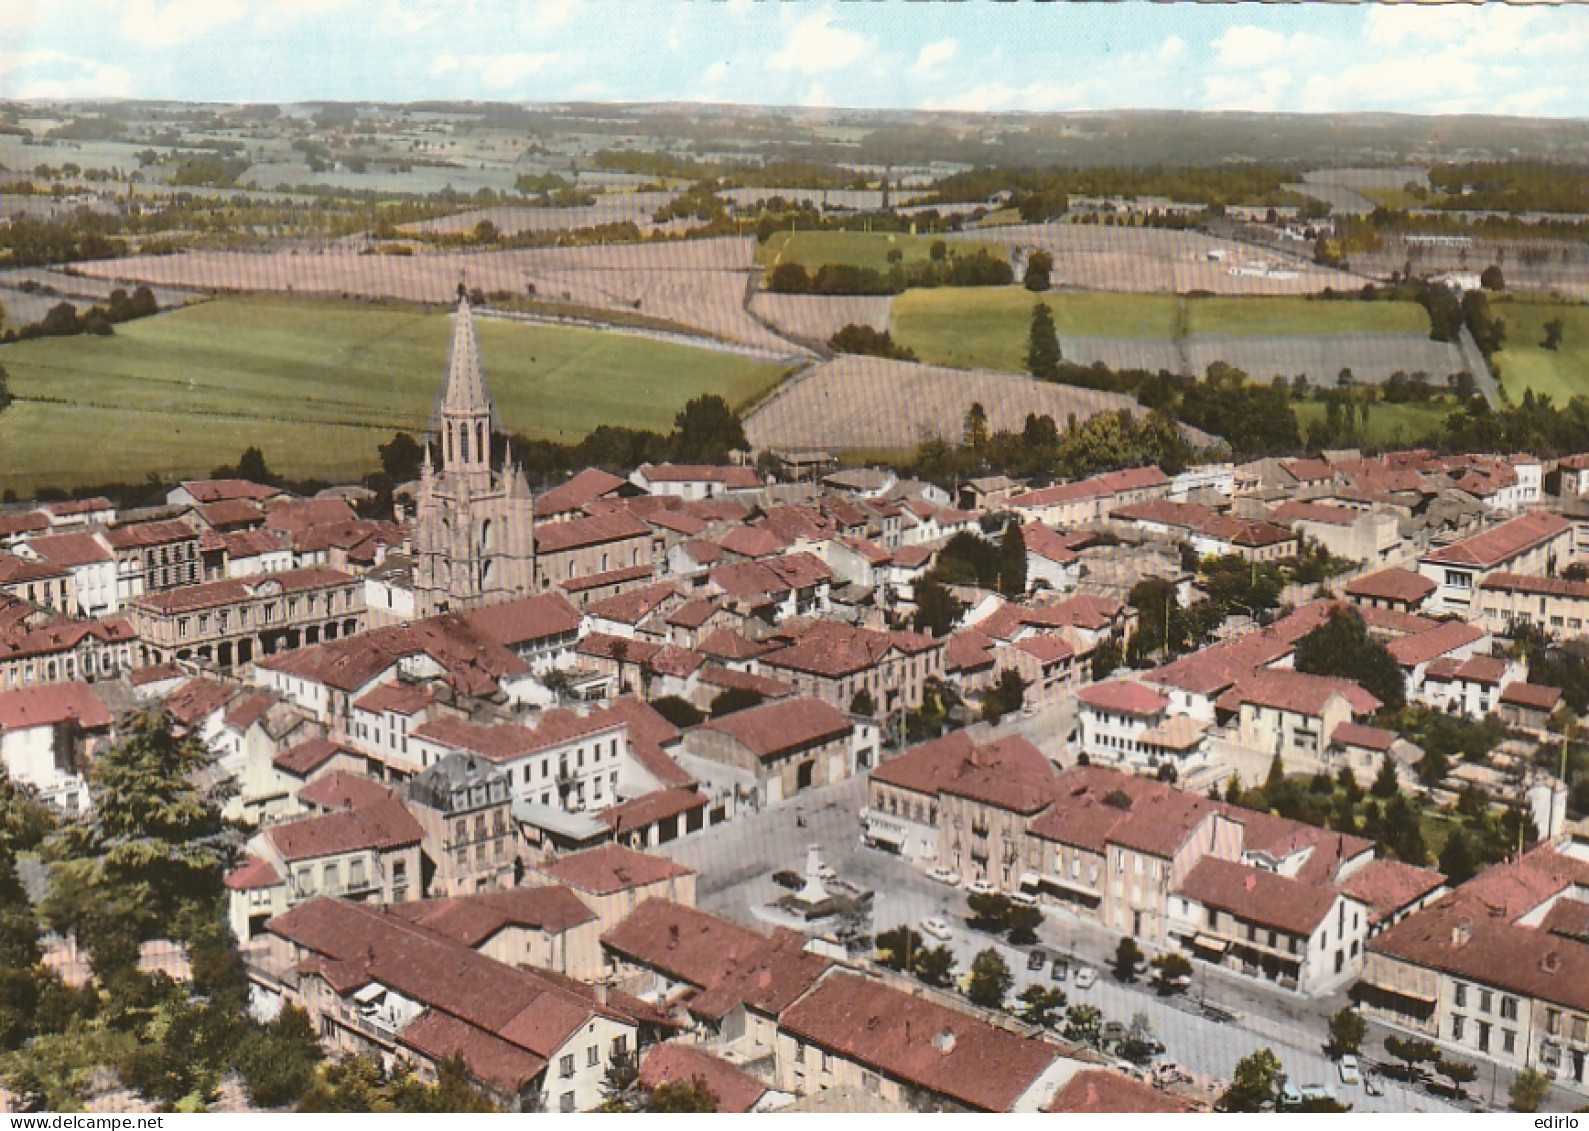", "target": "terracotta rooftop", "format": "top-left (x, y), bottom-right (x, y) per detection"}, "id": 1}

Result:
top-left (181, 478), bottom-right (278, 504)
top-left (538, 843), bottom-right (693, 896)
top-left (161, 677), bottom-right (235, 727)
top-left (695, 696), bottom-right (852, 760)
top-left (1480, 571), bottom-right (1589, 600)
top-left (272, 737), bottom-right (355, 777)
top-left (0, 681), bottom-right (112, 732)
top-left (103, 519), bottom-right (198, 550)
top-left (266, 797), bottom-right (423, 862)
top-left (297, 769), bottom-right (399, 812)
top-left (385, 884), bottom-right (597, 947)
top-left (414, 708), bottom-right (625, 765)
top-left (1179, 856), bottom-right (1344, 936)
top-left (1077, 680), bottom-right (1170, 716)
top-left (778, 972), bottom-right (1059, 1113)
top-left (535, 467), bottom-right (629, 518)
top-left (132, 567), bottom-right (355, 615)
top-left (534, 511), bottom-right (651, 554)
top-left (1330, 722), bottom-right (1398, 752)
top-left (874, 731), bottom-right (1057, 816)
top-left (1500, 682), bottom-right (1564, 710)
top-left (23, 532), bottom-right (112, 568)
top-left (1422, 512), bottom-right (1571, 569)
top-left (1344, 567), bottom-right (1437, 605)
top-left (1337, 858), bottom-right (1446, 926)
top-left (1047, 1069), bottom-right (1197, 1114)
top-left (638, 1044), bottom-right (767, 1114)
top-left (353, 681), bottom-right (434, 716)
top-left (1384, 619), bottom-right (1486, 668)
top-left (1216, 668), bottom-right (1381, 717)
